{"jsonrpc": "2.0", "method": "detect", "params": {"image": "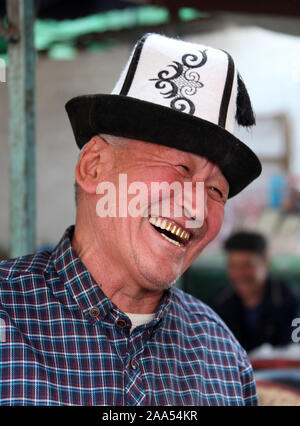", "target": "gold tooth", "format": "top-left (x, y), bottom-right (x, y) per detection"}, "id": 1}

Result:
top-left (161, 220), bottom-right (167, 229)
top-left (176, 227), bottom-right (182, 236)
top-left (166, 222), bottom-right (172, 231)
top-left (171, 225), bottom-right (177, 234)
top-left (150, 217), bottom-right (190, 241)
